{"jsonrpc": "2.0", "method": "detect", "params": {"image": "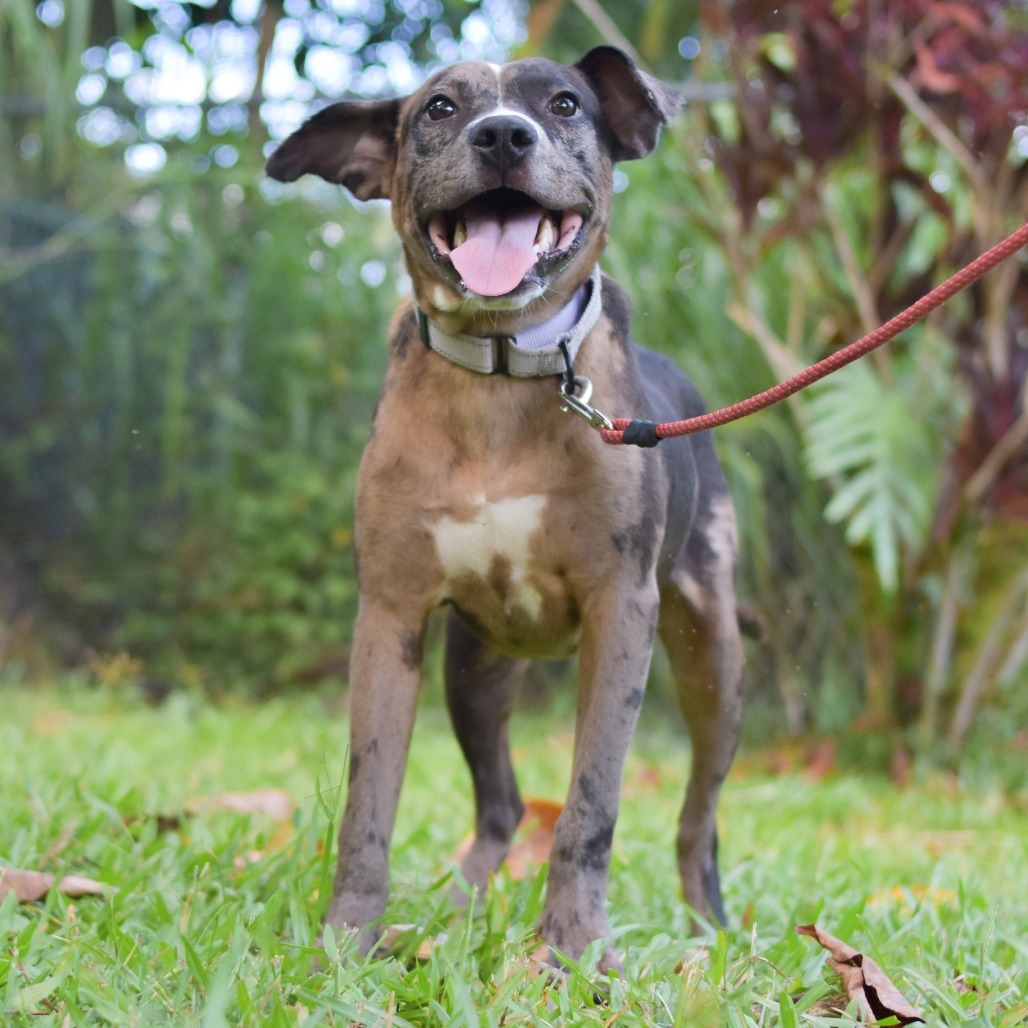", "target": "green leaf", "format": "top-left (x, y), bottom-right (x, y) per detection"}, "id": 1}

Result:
top-left (804, 362), bottom-right (936, 592)
top-left (778, 990), bottom-right (800, 1028)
